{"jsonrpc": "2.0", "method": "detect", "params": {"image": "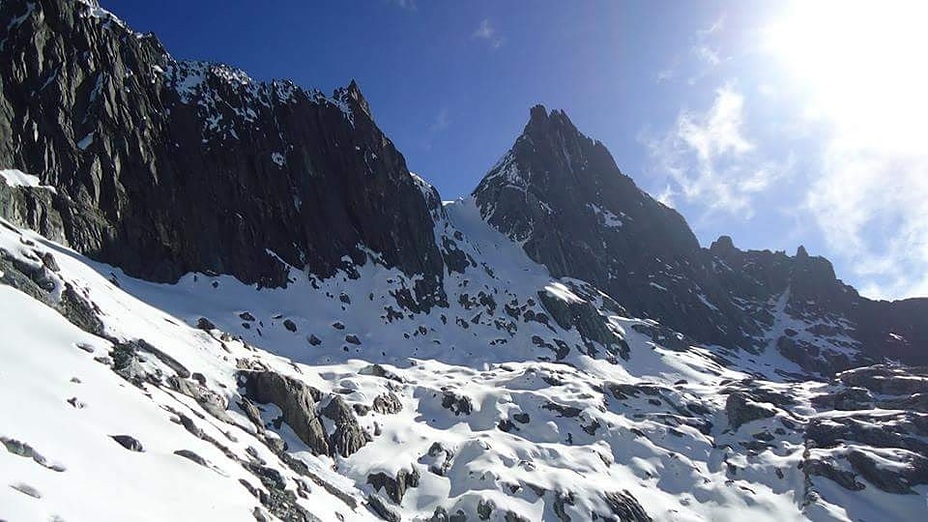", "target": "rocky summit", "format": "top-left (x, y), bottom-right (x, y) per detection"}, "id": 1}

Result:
top-left (1, 1), bottom-right (926, 521)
